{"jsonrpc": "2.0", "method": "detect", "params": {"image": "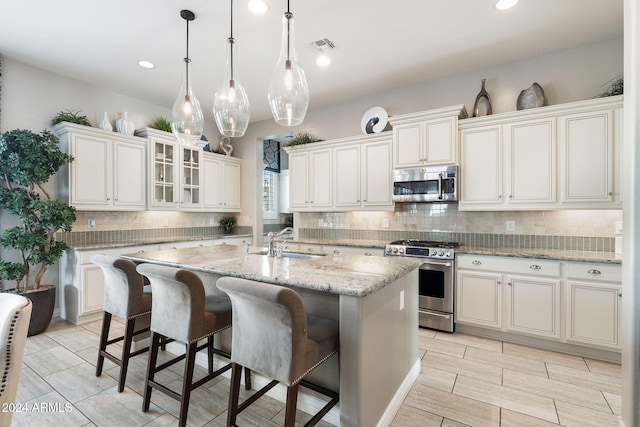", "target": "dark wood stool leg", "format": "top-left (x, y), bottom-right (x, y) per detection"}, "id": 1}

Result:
top-left (118, 317), bottom-right (136, 392)
top-left (142, 332), bottom-right (161, 412)
top-left (95, 311), bottom-right (111, 377)
top-left (284, 384), bottom-right (299, 427)
top-left (207, 336), bottom-right (214, 374)
top-left (227, 363), bottom-right (243, 427)
top-left (244, 367), bottom-right (252, 390)
top-left (179, 342), bottom-right (198, 427)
